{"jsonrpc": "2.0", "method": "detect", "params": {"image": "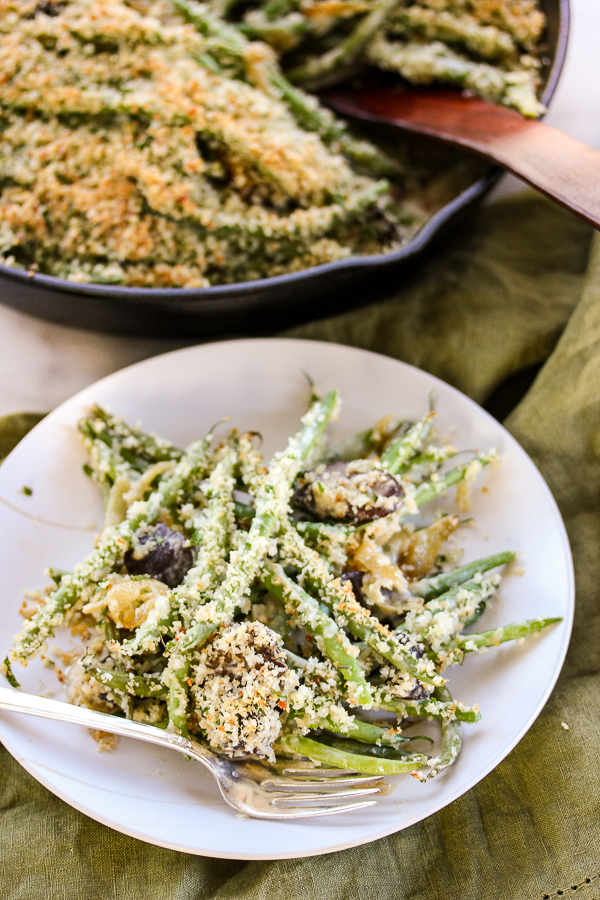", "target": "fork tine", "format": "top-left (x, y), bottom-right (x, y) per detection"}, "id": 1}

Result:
top-left (270, 786), bottom-right (381, 806)
top-left (266, 800), bottom-right (378, 818)
top-left (260, 775), bottom-right (383, 791)
top-left (280, 767), bottom-right (381, 780)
